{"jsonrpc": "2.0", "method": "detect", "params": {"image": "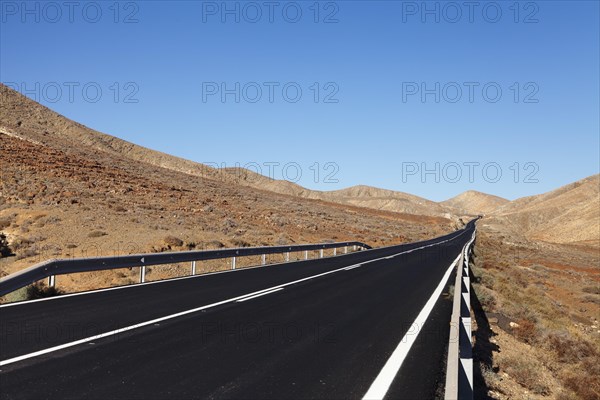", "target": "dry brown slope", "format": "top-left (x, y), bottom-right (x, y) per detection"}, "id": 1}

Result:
top-left (0, 133), bottom-right (453, 295)
top-left (0, 84), bottom-right (449, 218)
top-left (490, 175), bottom-right (600, 245)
